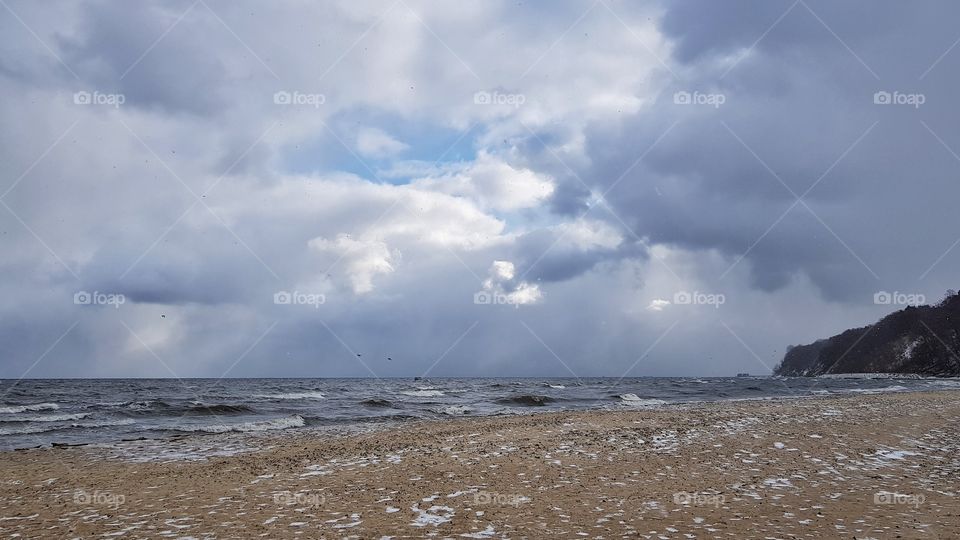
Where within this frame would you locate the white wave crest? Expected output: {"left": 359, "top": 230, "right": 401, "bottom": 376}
{"left": 844, "top": 385, "right": 909, "bottom": 394}
{"left": 401, "top": 390, "right": 445, "bottom": 397}
{"left": 618, "top": 394, "right": 668, "bottom": 407}
{"left": 0, "top": 413, "right": 90, "bottom": 423}
{"left": 0, "top": 403, "right": 60, "bottom": 414}
{"left": 253, "top": 392, "right": 326, "bottom": 400}
{"left": 73, "top": 419, "right": 136, "bottom": 428}
{"left": 437, "top": 405, "right": 470, "bottom": 416}
{"left": 171, "top": 415, "right": 306, "bottom": 434}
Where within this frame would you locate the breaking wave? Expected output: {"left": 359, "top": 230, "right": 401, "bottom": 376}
{"left": 617, "top": 394, "right": 668, "bottom": 407}
{"left": 496, "top": 395, "right": 554, "bottom": 406}
{"left": 167, "top": 415, "right": 306, "bottom": 434}
{"left": 401, "top": 390, "right": 445, "bottom": 398}
{"left": 0, "top": 403, "right": 60, "bottom": 414}
{"left": 0, "top": 413, "right": 90, "bottom": 423}
{"left": 253, "top": 392, "right": 326, "bottom": 400}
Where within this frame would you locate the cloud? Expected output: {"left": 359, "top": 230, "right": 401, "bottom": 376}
{"left": 309, "top": 234, "right": 396, "bottom": 294}
{"left": 356, "top": 127, "right": 409, "bottom": 159}
{"left": 412, "top": 151, "right": 555, "bottom": 212}
{"left": 480, "top": 260, "right": 542, "bottom": 306}
{"left": 647, "top": 299, "right": 671, "bottom": 312}
{"left": 1, "top": 0, "right": 957, "bottom": 378}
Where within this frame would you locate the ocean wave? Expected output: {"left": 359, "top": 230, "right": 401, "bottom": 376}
{"left": 844, "top": 385, "right": 909, "bottom": 394}
{"left": 167, "top": 415, "right": 306, "bottom": 434}
{"left": 0, "top": 417, "right": 134, "bottom": 436}
{"left": 253, "top": 392, "right": 326, "bottom": 400}
{"left": 72, "top": 419, "right": 136, "bottom": 429}
{"left": 617, "top": 394, "right": 668, "bottom": 407}
{"left": 0, "top": 424, "right": 57, "bottom": 436}
{"left": 496, "top": 395, "right": 554, "bottom": 406}
{"left": 0, "top": 413, "right": 90, "bottom": 423}
{"left": 360, "top": 398, "right": 393, "bottom": 407}
{"left": 0, "top": 403, "right": 60, "bottom": 414}
{"left": 125, "top": 400, "right": 171, "bottom": 411}
{"left": 121, "top": 402, "right": 253, "bottom": 416}
{"left": 437, "top": 405, "right": 471, "bottom": 416}
{"left": 926, "top": 379, "right": 960, "bottom": 388}
{"left": 184, "top": 403, "right": 255, "bottom": 415}
{"left": 401, "top": 390, "right": 445, "bottom": 397}
{"left": 544, "top": 384, "right": 566, "bottom": 389}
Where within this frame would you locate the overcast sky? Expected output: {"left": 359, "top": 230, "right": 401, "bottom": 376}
{"left": 1, "top": 0, "right": 957, "bottom": 378}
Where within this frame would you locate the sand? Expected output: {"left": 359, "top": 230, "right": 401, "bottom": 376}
{"left": 1, "top": 391, "right": 958, "bottom": 539}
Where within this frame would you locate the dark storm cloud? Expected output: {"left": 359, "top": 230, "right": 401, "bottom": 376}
{"left": 57, "top": 1, "right": 231, "bottom": 116}
{"left": 547, "top": 0, "right": 960, "bottom": 301}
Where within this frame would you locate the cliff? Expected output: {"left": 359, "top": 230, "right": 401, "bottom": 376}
{"left": 774, "top": 291, "right": 960, "bottom": 376}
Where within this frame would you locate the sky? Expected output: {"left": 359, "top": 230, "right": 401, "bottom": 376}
{"left": 1, "top": 0, "right": 958, "bottom": 378}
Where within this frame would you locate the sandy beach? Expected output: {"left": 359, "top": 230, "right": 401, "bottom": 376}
{"left": 0, "top": 391, "right": 958, "bottom": 539}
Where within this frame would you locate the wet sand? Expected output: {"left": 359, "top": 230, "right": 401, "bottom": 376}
{"left": 1, "top": 391, "right": 958, "bottom": 539}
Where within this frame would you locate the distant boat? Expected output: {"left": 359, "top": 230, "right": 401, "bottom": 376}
{"left": 736, "top": 373, "right": 750, "bottom": 377}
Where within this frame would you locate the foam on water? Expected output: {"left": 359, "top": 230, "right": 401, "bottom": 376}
{"left": 401, "top": 390, "right": 445, "bottom": 397}
{"left": 438, "top": 405, "right": 471, "bottom": 416}
{"left": 0, "top": 417, "right": 135, "bottom": 436}
{"left": 843, "top": 385, "right": 909, "bottom": 394}
{"left": 168, "top": 415, "right": 306, "bottom": 434}
{"left": 0, "top": 403, "right": 60, "bottom": 414}
{"left": 618, "top": 394, "right": 668, "bottom": 407}
{"left": 253, "top": 392, "right": 326, "bottom": 400}
{"left": 0, "top": 413, "right": 90, "bottom": 423}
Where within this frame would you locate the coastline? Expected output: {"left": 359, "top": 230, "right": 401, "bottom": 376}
{"left": 1, "top": 390, "right": 958, "bottom": 538}
{"left": 3, "top": 375, "right": 951, "bottom": 451}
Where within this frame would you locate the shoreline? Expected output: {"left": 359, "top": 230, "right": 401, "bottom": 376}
{"left": 1, "top": 379, "right": 944, "bottom": 453}
{"left": 1, "top": 390, "right": 958, "bottom": 537}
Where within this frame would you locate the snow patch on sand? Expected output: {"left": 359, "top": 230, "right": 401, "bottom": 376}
{"left": 410, "top": 504, "right": 455, "bottom": 527}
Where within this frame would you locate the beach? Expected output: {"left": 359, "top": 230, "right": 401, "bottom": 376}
{"left": 0, "top": 391, "right": 957, "bottom": 539}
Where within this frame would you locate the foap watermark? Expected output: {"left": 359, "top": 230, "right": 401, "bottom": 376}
{"left": 673, "top": 491, "right": 725, "bottom": 508}
{"left": 873, "top": 90, "right": 925, "bottom": 108}
{"left": 673, "top": 90, "right": 725, "bottom": 108}
{"left": 73, "top": 489, "right": 125, "bottom": 508}
{"left": 274, "top": 290, "right": 325, "bottom": 308}
{"left": 673, "top": 290, "right": 725, "bottom": 308}
{"left": 274, "top": 491, "right": 325, "bottom": 507}
{"left": 874, "top": 290, "right": 925, "bottom": 306}
{"left": 474, "top": 90, "right": 525, "bottom": 108}
{"left": 273, "top": 90, "right": 325, "bottom": 108}
{"left": 473, "top": 290, "right": 520, "bottom": 307}
{"left": 473, "top": 491, "right": 526, "bottom": 507}
{"left": 874, "top": 491, "right": 924, "bottom": 508}
{"left": 73, "top": 90, "right": 125, "bottom": 108}
{"left": 74, "top": 290, "right": 125, "bottom": 308}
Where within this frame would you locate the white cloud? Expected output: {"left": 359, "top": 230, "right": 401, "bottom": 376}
{"left": 356, "top": 127, "right": 409, "bottom": 159}
{"left": 309, "top": 234, "right": 396, "bottom": 294}
{"left": 412, "top": 152, "right": 555, "bottom": 212}
{"left": 481, "top": 260, "right": 542, "bottom": 306}
{"left": 646, "top": 299, "right": 671, "bottom": 312}
{"left": 490, "top": 260, "right": 515, "bottom": 280}
{"left": 552, "top": 219, "right": 623, "bottom": 251}
{"left": 238, "top": 174, "right": 514, "bottom": 293}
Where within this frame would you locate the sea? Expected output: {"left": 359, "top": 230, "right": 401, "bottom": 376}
{"left": 1, "top": 377, "right": 957, "bottom": 451}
